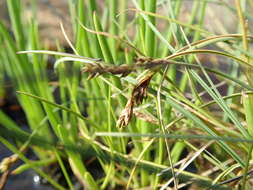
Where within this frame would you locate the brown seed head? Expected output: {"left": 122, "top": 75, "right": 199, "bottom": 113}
{"left": 117, "top": 97, "right": 134, "bottom": 128}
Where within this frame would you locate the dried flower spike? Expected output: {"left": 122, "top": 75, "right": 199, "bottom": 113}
{"left": 132, "top": 73, "right": 153, "bottom": 105}
{"left": 117, "top": 97, "right": 134, "bottom": 128}
{"left": 82, "top": 63, "right": 135, "bottom": 79}
{"left": 117, "top": 73, "right": 154, "bottom": 128}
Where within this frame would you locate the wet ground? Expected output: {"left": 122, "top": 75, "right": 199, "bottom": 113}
{"left": 0, "top": 144, "right": 53, "bottom": 190}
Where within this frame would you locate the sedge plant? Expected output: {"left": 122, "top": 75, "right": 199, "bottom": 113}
{"left": 1, "top": 0, "right": 253, "bottom": 189}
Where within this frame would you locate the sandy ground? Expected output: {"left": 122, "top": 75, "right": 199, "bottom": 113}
{"left": 0, "top": 0, "right": 244, "bottom": 49}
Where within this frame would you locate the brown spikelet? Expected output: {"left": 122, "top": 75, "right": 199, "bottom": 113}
{"left": 117, "top": 73, "right": 154, "bottom": 128}
{"left": 117, "top": 97, "right": 134, "bottom": 128}
{"left": 132, "top": 73, "right": 153, "bottom": 105}
{"left": 82, "top": 63, "right": 134, "bottom": 79}
{"left": 81, "top": 56, "right": 175, "bottom": 79}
